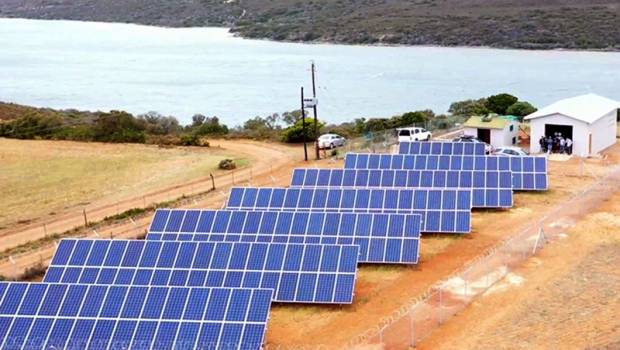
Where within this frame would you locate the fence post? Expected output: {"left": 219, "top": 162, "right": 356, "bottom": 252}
{"left": 83, "top": 209, "right": 88, "bottom": 227}
{"left": 410, "top": 310, "right": 416, "bottom": 347}
{"left": 210, "top": 173, "right": 215, "bottom": 190}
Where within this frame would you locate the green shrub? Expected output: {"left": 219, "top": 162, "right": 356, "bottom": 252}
{"left": 281, "top": 118, "right": 325, "bottom": 143}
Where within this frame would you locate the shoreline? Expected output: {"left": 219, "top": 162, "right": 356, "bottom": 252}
{"left": 2, "top": 16, "right": 619, "bottom": 54}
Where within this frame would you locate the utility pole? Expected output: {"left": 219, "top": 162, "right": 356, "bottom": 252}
{"left": 301, "top": 86, "right": 308, "bottom": 161}
{"left": 311, "top": 62, "right": 320, "bottom": 160}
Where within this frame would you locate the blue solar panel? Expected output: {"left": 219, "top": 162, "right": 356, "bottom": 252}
{"left": 344, "top": 154, "right": 548, "bottom": 191}
{"left": 227, "top": 187, "right": 472, "bottom": 233}
{"left": 291, "top": 168, "right": 513, "bottom": 208}
{"left": 148, "top": 210, "right": 422, "bottom": 264}
{"left": 398, "top": 142, "right": 486, "bottom": 155}
{"left": 0, "top": 282, "right": 272, "bottom": 350}
{"left": 46, "top": 240, "right": 359, "bottom": 304}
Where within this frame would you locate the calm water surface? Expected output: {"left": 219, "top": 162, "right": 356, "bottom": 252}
{"left": 1, "top": 18, "right": 619, "bottom": 125}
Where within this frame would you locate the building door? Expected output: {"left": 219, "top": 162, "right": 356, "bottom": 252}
{"left": 477, "top": 129, "right": 491, "bottom": 144}
{"left": 544, "top": 124, "right": 573, "bottom": 140}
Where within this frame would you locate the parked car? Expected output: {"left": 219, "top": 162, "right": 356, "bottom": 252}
{"left": 397, "top": 127, "right": 432, "bottom": 142}
{"left": 452, "top": 135, "right": 493, "bottom": 154}
{"left": 494, "top": 146, "right": 529, "bottom": 156}
{"left": 317, "top": 133, "right": 346, "bottom": 149}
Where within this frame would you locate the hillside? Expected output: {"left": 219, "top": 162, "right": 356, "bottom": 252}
{"left": 1, "top": 0, "right": 620, "bottom": 50}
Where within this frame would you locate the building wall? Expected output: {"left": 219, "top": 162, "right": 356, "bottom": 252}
{"left": 528, "top": 113, "right": 589, "bottom": 156}
{"left": 464, "top": 122, "right": 520, "bottom": 149}
{"left": 589, "top": 109, "right": 618, "bottom": 154}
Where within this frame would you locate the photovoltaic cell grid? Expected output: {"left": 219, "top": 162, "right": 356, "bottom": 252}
{"left": 226, "top": 187, "right": 472, "bottom": 233}
{"left": 0, "top": 282, "right": 272, "bottom": 350}
{"left": 398, "top": 142, "right": 486, "bottom": 155}
{"left": 344, "top": 154, "right": 548, "bottom": 190}
{"left": 45, "top": 239, "right": 359, "bottom": 304}
{"left": 147, "top": 209, "right": 422, "bottom": 264}
{"left": 290, "top": 168, "right": 513, "bottom": 208}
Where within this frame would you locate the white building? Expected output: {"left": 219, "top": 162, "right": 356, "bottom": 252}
{"left": 525, "top": 93, "right": 620, "bottom": 156}
{"left": 462, "top": 115, "right": 520, "bottom": 148}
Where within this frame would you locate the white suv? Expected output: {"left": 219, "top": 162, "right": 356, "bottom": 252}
{"left": 397, "top": 127, "right": 432, "bottom": 142}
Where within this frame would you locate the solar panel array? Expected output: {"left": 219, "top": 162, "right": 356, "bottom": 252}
{"left": 290, "top": 168, "right": 513, "bottom": 208}
{"left": 5, "top": 139, "right": 549, "bottom": 348}
{"left": 45, "top": 239, "right": 359, "bottom": 304}
{"left": 399, "top": 141, "right": 486, "bottom": 155}
{"left": 226, "top": 187, "right": 472, "bottom": 233}
{"left": 147, "top": 209, "right": 422, "bottom": 264}
{"left": 0, "top": 282, "right": 272, "bottom": 350}
{"left": 343, "top": 153, "right": 548, "bottom": 190}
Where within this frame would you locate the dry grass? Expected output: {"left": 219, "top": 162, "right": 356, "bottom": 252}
{"left": 0, "top": 138, "right": 248, "bottom": 228}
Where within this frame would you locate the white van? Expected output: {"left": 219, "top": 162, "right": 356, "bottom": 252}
{"left": 397, "top": 127, "right": 432, "bottom": 142}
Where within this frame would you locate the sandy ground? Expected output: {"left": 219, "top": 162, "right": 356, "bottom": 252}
{"left": 419, "top": 191, "right": 620, "bottom": 350}
{"left": 0, "top": 139, "right": 302, "bottom": 251}
{"left": 2, "top": 138, "right": 619, "bottom": 348}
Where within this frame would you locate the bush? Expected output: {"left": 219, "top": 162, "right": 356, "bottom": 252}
{"left": 0, "top": 113, "right": 64, "bottom": 139}
{"left": 281, "top": 118, "right": 325, "bottom": 143}
{"left": 219, "top": 159, "right": 237, "bottom": 170}
{"left": 193, "top": 116, "right": 229, "bottom": 136}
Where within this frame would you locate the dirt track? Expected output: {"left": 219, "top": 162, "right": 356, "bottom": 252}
{"left": 0, "top": 139, "right": 305, "bottom": 275}
{"left": 3, "top": 140, "right": 620, "bottom": 349}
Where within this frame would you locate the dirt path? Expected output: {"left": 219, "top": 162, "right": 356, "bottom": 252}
{"left": 419, "top": 191, "right": 620, "bottom": 350}
{"left": 0, "top": 140, "right": 302, "bottom": 259}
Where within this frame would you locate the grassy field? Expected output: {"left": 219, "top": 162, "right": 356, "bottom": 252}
{"left": 0, "top": 138, "right": 248, "bottom": 229}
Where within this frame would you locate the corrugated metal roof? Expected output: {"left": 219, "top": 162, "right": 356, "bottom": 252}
{"left": 464, "top": 116, "right": 509, "bottom": 129}
{"left": 525, "top": 93, "right": 620, "bottom": 124}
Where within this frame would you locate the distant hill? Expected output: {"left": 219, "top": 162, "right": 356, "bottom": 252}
{"left": 1, "top": 0, "right": 620, "bottom": 50}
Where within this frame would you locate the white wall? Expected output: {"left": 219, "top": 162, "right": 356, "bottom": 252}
{"left": 465, "top": 122, "right": 520, "bottom": 149}
{"left": 528, "top": 113, "right": 590, "bottom": 156}
{"left": 589, "top": 109, "right": 618, "bottom": 154}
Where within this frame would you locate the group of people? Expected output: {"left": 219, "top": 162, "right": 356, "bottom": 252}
{"left": 539, "top": 133, "right": 573, "bottom": 154}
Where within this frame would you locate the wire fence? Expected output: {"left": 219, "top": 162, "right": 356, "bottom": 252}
{"left": 350, "top": 161, "right": 620, "bottom": 349}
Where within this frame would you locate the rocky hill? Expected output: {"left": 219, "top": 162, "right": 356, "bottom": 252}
{"left": 1, "top": 0, "right": 619, "bottom": 50}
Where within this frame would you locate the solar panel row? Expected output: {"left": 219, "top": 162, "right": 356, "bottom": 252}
{"left": 344, "top": 153, "right": 548, "bottom": 190}
{"left": 398, "top": 141, "right": 486, "bottom": 155}
{"left": 226, "top": 187, "right": 472, "bottom": 233}
{"left": 290, "top": 168, "right": 513, "bottom": 208}
{"left": 147, "top": 209, "right": 421, "bottom": 264}
{"left": 46, "top": 239, "right": 359, "bottom": 304}
{"left": 0, "top": 282, "right": 272, "bottom": 350}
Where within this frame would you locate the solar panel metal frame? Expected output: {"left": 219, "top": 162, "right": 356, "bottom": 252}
{"left": 226, "top": 187, "right": 473, "bottom": 234}
{"left": 147, "top": 209, "right": 422, "bottom": 264}
{"left": 344, "top": 153, "right": 548, "bottom": 191}
{"left": 398, "top": 141, "right": 486, "bottom": 155}
{"left": 290, "top": 168, "right": 513, "bottom": 208}
{"left": 44, "top": 239, "right": 359, "bottom": 304}
{"left": 0, "top": 282, "right": 272, "bottom": 350}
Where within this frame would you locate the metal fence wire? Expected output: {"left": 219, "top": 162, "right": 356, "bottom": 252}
{"left": 351, "top": 162, "right": 620, "bottom": 349}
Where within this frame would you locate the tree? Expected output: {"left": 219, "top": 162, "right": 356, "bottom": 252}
{"left": 282, "top": 110, "right": 302, "bottom": 126}
{"left": 506, "top": 101, "right": 537, "bottom": 120}
{"left": 93, "top": 110, "right": 146, "bottom": 143}
{"left": 191, "top": 114, "right": 206, "bottom": 127}
{"left": 138, "top": 111, "right": 180, "bottom": 135}
{"left": 485, "top": 93, "right": 518, "bottom": 115}
{"left": 449, "top": 98, "right": 489, "bottom": 116}
{"left": 281, "top": 118, "right": 325, "bottom": 143}
{"left": 194, "top": 116, "right": 229, "bottom": 136}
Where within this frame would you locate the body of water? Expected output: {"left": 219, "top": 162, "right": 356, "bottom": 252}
{"left": 1, "top": 18, "right": 619, "bottom": 125}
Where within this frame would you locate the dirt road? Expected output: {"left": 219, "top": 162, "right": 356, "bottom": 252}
{"left": 0, "top": 140, "right": 304, "bottom": 271}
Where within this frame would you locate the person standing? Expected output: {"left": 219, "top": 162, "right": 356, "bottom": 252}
{"left": 546, "top": 136, "right": 553, "bottom": 153}
{"left": 559, "top": 137, "right": 566, "bottom": 154}
{"left": 539, "top": 136, "right": 546, "bottom": 153}
{"left": 565, "top": 137, "right": 573, "bottom": 155}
